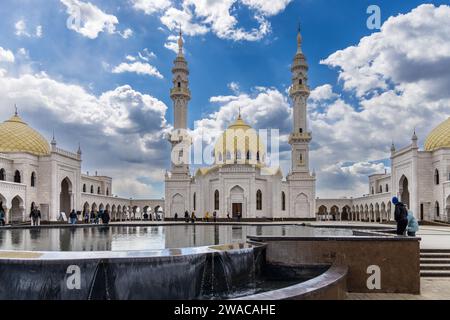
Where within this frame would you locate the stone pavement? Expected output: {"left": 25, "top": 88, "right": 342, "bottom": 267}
{"left": 346, "top": 278, "right": 450, "bottom": 300}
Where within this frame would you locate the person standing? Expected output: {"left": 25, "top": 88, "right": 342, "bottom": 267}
{"left": 0, "top": 202, "right": 5, "bottom": 226}
{"left": 191, "top": 211, "right": 196, "bottom": 224}
{"left": 393, "top": 197, "right": 408, "bottom": 236}
{"left": 406, "top": 206, "right": 419, "bottom": 237}
{"left": 103, "top": 210, "right": 110, "bottom": 225}
{"left": 174, "top": 213, "right": 178, "bottom": 221}
{"left": 204, "top": 211, "right": 209, "bottom": 222}
{"left": 30, "top": 206, "right": 39, "bottom": 226}
{"left": 84, "top": 210, "right": 89, "bottom": 224}
{"left": 69, "top": 209, "right": 77, "bottom": 225}
{"left": 184, "top": 211, "right": 189, "bottom": 223}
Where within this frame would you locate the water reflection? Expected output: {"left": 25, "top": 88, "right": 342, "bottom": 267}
{"left": 0, "top": 225, "right": 353, "bottom": 252}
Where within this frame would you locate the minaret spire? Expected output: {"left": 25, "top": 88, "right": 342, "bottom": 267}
{"left": 297, "top": 23, "right": 302, "bottom": 53}
{"left": 178, "top": 26, "right": 184, "bottom": 56}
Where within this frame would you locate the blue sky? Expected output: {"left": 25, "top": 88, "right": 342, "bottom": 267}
{"left": 1, "top": 0, "right": 450, "bottom": 199}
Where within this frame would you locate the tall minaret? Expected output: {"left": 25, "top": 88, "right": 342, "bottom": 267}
{"left": 168, "top": 30, "right": 191, "bottom": 175}
{"left": 289, "top": 26, "right": 312, "bottom": 175}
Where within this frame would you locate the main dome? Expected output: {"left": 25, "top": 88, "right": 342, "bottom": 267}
{"left": 214, "top": 115, "right": 266, "bottom": 164}
{"left": 424, "top": 117, "right": 450, "bottom": 152}
{"left": 0, "top": 114, "right": 51, "bottom": 156}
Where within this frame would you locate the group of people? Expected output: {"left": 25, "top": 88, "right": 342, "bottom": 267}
{"left": 176, "top": 211, "right": 242, "bottom": 223}
{"left": 393, "top": 197, "right": 419, "bottom": 236}
{"left": 83, "top": 210, "right": 111, "bottom": 225}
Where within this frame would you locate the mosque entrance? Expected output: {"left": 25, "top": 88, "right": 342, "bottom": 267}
{"left": 60, "top": 178, "right": 72, "bottom": 216}
{"left": 399, "top": 175, "right": 410, "bottom": 208}
{"left": 232, "top": 203, "right": 242, "bottom": 219}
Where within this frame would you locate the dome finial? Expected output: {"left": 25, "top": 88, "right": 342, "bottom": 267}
{"left": 238, "top": 107, "right": 242, "bottom": 120}
{"left": 14, "top": 104, "right": 18, "bottom": 116}
{"left": 51, "top": 130, "right": 57, "bottom": 146}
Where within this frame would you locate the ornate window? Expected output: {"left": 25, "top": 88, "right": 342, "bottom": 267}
{"left": 226, "top": 151, "right": 232, "bottom": 160}
{"left": 218, "top": 152, "right": 223, "bottom": 162}
{"left": 256, "top": 190, "right": 262, "bottom": 210}
{"left": 31, "top": 172, "right": 36, "bottom": 187}
{"left": 14, "top": 170, "right": 21, "bottom": 183}
{"left": 214, "top": 190, "right": 219, "bottom": 210}
{"left": 281, "top": 192, "right": 286, "bottom": 211}
{"left": 83, "top": 184, "right": 86, "bottom": 193}
{"left": 386, "top": 184, "right": 389, "bottom": 192}
{"left": 379, "top": 185, "right": 383, "bottom": 193}
{"left": 436, "top": 201, "right": 440, "bottom": 217}
{"left": 371, "top": 187, "right": 374, "bottom": 195}
{"left": 106, "top": 188, "right": 109, "bottom": 196}
{"left": 0, "top": 168, "right": 5, "bottom": 181}
{"left": 435, "top": 169, "right": 440, "bottom": 185}
{"left": 98, "top": 187, "right": 101, "bottom": 195}
{"left": 90, "top": 185, "right": 94, "bottom": 194}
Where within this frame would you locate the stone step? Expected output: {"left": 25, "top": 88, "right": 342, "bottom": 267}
{"left": 420, "top": 253, "right": 450, "bottom": 259}
{"left": 420, "top": 264, "right": 450, "bottom": 270}
{"left": 421, "top": 249, "right": 450, "bottom": 254}
{"left": 421, "top": 270, "right": 450, "bottom": 277}
{"left": 420, "top": 258, "right": 450, "bottom": 264}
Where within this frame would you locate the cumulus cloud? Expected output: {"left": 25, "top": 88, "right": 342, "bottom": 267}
{"left": 112, "top": 62, "right": 163, "bottom": 78}
{"left": 131, "top": 0, "right": 172, "bottom": 15}
{"left": 0, "top": 66, "right": 170, "bottom": 198}
{"left": 0, "top": 47, "right": 15, "bottom": 63}
{"left": 135, "top": 0, "right": 291, "bottom": 43}
{"left": 61, "top": 0, "right": 120, "bottom": 39}
{"left": 310, "top": 4, "right": 450, "bottom": 198}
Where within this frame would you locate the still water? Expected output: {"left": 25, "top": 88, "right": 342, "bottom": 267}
{"left": 0, "top": 224, "right": 353, "bottom": 252}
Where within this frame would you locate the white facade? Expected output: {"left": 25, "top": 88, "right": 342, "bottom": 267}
{"left": 0, "top": 128, "right": 164, "bottom": 223}
{"left": 316, "top": 130, "right": 450, "bottom": 224}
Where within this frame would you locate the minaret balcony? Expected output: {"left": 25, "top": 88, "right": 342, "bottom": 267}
{"left": 170, "top": 87, "right": 191, "bottom": 98}
{"left": 289, "top": 132, "right": 312, "bottom": 144}
{"left": 289, "top": 84, "right": 310, "bottom": 96}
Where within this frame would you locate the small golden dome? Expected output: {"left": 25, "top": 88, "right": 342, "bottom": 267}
{"left": 0, "top": 114, "right": 50, "bottom": 156}
{"left": 214, "top": 114, "right": 265, "bottom": 164}
{"left": 424, "top": 117, "right": 450, "bottom": 152}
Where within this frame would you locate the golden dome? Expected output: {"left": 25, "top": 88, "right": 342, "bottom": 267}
{"left": 214, "top": 114, "right": 266, "bottom": 164}
{"left": 0, "top": 114, "right": 50, "bottom": 156}
{"left": 424, "top": 117, "right": 450, "bottom": 152}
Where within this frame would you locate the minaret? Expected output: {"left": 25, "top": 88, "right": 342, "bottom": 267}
{"left": 168, "top": 30, "right": 191, "bottom": 175}
{"left": 289, "top": 26, "right": 312, "bottom": 175}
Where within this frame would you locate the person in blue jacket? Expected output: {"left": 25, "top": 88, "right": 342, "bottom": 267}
{"left": 406, "top": 205, "right": 419, "bottom": 237}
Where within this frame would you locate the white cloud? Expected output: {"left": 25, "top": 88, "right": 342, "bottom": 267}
{"left": 228, "top": 82, "right": 240, "bottom": 94}
{"left": 119, "top": 28, "right": 133, "bottom": 39}
{"left": 131, "top": 0, "right": 172, "bottom": 15}
{"left": 0, "top": 69, "right": 170, "bottom": 198}
{"left": 0, "top": 47, "right": 15, "bottom": 63}
{"left": 139, "top": 0, "right": 289, "bottom": 42}
{"left": 36, "top": 25, "right": 43, "bottom": 38}
{"left": 309, "top": 84, "right": 338, "bottom": 101}
{"left": 241, "top": 0, "right": 293, "bottom": 16}
{"left": 61, "top": 0, "right": 119, "bottom": 39}
{"left": 15, "top": 20, "right": 30, "bottom": 37}
{"left": 112, "top": 61, "right": 163, "bottom": 78}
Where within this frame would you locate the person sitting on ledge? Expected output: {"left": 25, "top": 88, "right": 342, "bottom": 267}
{"left": 406, "top": 205, "right": 419, "bottom": 237}
{"left": 392, "top": 197, "right": 408, "bottom": 236}
{"left": 174, "top": 212, "right": 178, "bottom": 221}
{"left": 204, "top": 211, "right": 209, "bottom": 222}
{"left": 191, "top": 211, "right": 196, "bottom": 224}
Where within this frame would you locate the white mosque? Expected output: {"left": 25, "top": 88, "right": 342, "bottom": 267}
{"left": 0, "top": 30, "right": 449, "bottom": 224}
